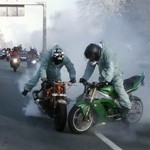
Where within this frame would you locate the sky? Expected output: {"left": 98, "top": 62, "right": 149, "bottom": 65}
{"left": 0, "top": 0, "right": 77, "bottom": 48}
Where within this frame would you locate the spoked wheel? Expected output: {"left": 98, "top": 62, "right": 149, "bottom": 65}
{"left": 123, "top": 96, "right": 143, "bottom": 124}
{"left": 54, "top": 103, "right": 67, "bottom": 132}
{"left": 68, "top": 106, "right": 93, "bottom": 134}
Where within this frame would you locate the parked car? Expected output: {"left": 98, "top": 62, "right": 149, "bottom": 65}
{"left": 0, "top": 50, "right": 6, "bottom": 59}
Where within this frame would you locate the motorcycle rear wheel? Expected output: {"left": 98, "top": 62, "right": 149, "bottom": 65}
{"left": 123, "top": 96, "right": 143, "bottom": 124}
{"left": 68, "top": 106, "right": 93, "bottom": 134}
{"left": 54, "top": 103, "right": 67, "bottom": 132}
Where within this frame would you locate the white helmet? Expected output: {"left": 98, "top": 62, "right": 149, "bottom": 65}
{"left": 51, "top": 45, "right": 64, "bottom": 65}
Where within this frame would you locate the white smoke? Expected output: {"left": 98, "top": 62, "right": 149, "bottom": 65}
{"left": 18, "top": 63, "right": 44, "bottom": 117}
{"left": 17, "top": 1, "right": 150, "bottom": 126}
{"left": 22, "top": 97, "right": 44, "bottom": 117}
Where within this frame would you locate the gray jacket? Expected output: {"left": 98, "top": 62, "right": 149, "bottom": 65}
{"left": 82, "top": 44, "right": 122, "bottom": 82}
{"left": 24, "top": 45, "right": 76, "bottom": 91}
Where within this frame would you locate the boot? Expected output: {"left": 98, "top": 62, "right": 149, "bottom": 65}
{"left": 121, "top": 106, "right": 130, "bottom": 118}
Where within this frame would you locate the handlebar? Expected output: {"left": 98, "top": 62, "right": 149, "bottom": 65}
{"left": 32, "top": 89, "right": 41, "bottom": 100}
{"left": 80, "top": 82, "right": 99, "bottom": 94}
{"left": 41, "top": 80, "right": 75, "bottom": 88}
{"left": 81, "top": 81, "right": 108, "bottom": 89}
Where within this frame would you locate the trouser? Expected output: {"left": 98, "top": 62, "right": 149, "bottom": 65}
{"left": 112, "top": 75, "right": 132, "bottom": 109}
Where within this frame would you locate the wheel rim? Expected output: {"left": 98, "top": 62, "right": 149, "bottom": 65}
{"left": 72, "top": 108, "right": 93, "bottom": 132}
{"left": 126, "top": 101, "right": 143, "bottom": 123}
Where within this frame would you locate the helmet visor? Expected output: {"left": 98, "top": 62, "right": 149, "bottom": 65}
{"left": 52, "top": 51, "right": 64, "bottom": 65}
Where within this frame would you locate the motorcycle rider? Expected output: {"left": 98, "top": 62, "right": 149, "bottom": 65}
{"left": 10, "top": 47, "right": 20, "bottom": 67}
{"left": 6, "top": 48, "right": 11, "bottom": 61}
{"left": 79, "top": 42, "right": 132, "bottom": 117}
{"left": 10, "top": 47, "right": 19, "bottom": 58}
{"left": 22, "top": 44, "right": 76, "bottom": 96}
{"left": 27, "top": 46, "right": 38, "bottom": 61}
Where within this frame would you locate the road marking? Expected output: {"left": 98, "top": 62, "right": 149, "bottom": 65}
{"left": 95, "top": 132, "right": 123, "bottom": 150}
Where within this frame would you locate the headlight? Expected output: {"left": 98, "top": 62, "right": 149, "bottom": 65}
{"left": 32, "top": 60, "right": 37, "bottom": 64}
{"left": 13, "top": 58, "right": 18, "bottom": 63}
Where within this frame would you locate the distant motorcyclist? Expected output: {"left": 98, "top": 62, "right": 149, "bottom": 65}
{"left": 22, "top": 44, "right": 76, "bottom": 96}
{"left": 10, "top": 47, "right": 20, "bottom": 67}
{"left": 27, "top": 46, "right": 38, "bottom": 61}
{"left": 6, "top": 48, "right": 11, "bottom": 61}
{"left": 79, "top": 42, "right": 132, "bottom": 117}
{"left": 10, "top": 47, "right": 19, "bottom": 58}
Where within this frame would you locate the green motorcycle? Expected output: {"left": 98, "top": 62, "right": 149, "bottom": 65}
{"left": 68, "top": 73, "right": 145, "bottom": 134}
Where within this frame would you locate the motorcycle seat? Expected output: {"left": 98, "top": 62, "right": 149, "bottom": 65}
{"left": 123, "top": 75, "right": 142, "bottom": 92}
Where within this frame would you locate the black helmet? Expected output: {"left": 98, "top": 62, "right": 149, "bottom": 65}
{"left": 84, "top": 43, "right": 102, "bottom": 61}
{"left": 13, "top": 47, "right": 18, "bottom": 51}
{"left": 30, "top": 46, "right": 35, "bottom": 51}
{"left": 52, "top": 47, "right": 64, "bottom": 65}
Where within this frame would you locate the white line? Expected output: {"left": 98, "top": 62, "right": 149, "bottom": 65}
{"left": 95, "top": 132, "right": 123, "bottom": 150}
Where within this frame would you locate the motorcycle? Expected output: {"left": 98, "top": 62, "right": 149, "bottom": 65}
{"left": 32, "top": 80, "right": 72, "bottom": 132}
{"left": 10, "top": 57, "right": 20, "bottom": 72}
{"left": 27, "top": 59, "right": 38, "bottom": 69}
{"left": 6, "top": 53, "right": 11, "bottom": 62}
{"left": 68, "top": 73, "right": 145, "bottom": 134}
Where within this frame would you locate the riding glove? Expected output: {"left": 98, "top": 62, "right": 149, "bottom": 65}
{"left": 22, "top": 90, "right": 29, "bottom": 96}
{"left": 99, "top": 81, "right": 108, "bottom": 87}
{"left": 79, "top": 78, "right": 87, "bottom": 84}
{"left": 41, "top": 78, "right": 47, "bottom": 82}
{"left": 70, "top": 78, "right": 76, "bottom": 83}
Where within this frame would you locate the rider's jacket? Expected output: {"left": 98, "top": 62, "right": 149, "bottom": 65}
{"left": 10, "top": 50, "right": 19, "bottom": 58}
{"left": 82, "top": 43, "right": 122, "bottom": 82}
{"left": 27, "top": 51, "right": 38, "bottom": 60}
{"left": 24, "top": 45, "right": 76, "bottom": 92}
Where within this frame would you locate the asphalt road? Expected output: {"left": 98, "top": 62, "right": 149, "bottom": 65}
{"left": 0, "top": 59, "right": 150, "bottom": 150}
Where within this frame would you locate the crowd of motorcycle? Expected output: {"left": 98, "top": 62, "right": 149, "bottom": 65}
{"left": 0, "top": 45, "right": 41, "bottom": 72}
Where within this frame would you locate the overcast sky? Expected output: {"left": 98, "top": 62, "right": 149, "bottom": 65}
{"left": 0, "top": 0, "right": 77, "bottom": 47}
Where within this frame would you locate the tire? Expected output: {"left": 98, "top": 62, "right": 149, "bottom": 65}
{"left": 6, "top": 57, "right": 9, "bottom": 62}
{"left": 123, "top": 96, "right": 143, "bottom": 124}
{"left": 68, "top": 106, "right": 93, "bottom": 134}
{"left": 54, "top": 103, "right": 67, "bottom": 132}
{"left": 13, "top": 67, "right": 17, "bottom": 72}
{"left": 27, "top": 62, "right": 31, "bottom": 68}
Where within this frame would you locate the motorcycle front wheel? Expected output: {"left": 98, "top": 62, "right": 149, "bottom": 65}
{"left": 68, "top": 106, "right": 93, "bottom": 134}
{"left": 123, "top": 96, "right": 143, "bottom": 124}
{"left": 13, "top": 67, "right": 17, "bottom": 72}
{"left": 54, "top": 103, "right": 67, "bottom": 132}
